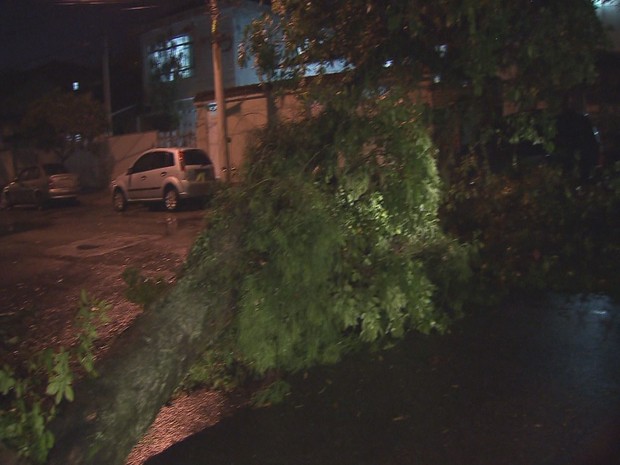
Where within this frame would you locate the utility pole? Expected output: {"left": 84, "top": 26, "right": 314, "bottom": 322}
{"left": 208, "top": 0, "right": 231, "bottom": 182}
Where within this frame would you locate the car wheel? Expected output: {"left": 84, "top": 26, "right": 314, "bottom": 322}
{"left": 164, "top": 187, "right": 180, "bottom": 212}
{"left": 113, "top": 189, "right": 127, "bottom": 212}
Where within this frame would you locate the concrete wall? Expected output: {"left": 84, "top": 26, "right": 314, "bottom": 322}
{"left": 105, "top": 131, "right": 159, "bottom": 180}
{"left": 199, "top": 91, "right": 269, "bottom": 179}
{"left": 193, "top": 81, "right": 438, "bottom": 182}
{"left": 0, "top": 146, "right": 111, "bottom": 191}
{"left": 195, "top": 88, "right": 312, "bottom": 180}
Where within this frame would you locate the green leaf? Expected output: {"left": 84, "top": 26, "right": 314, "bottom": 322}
{"left": 0, "top": 367, "right": 16, "bottom": 394}
{"left": 64, "top": 385, "right": 75, "bottom": 402}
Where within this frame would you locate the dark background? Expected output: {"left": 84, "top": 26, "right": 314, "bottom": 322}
{"left": 0, "top": 0, "right": 214, "bottom": 72}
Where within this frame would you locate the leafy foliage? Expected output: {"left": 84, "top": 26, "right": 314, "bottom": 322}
{"left": 0, "top": 291, "right": 109, "bottom": 463}
{"left": 251, "top": 379, "right": 292, "bottom": 407}
{"left": 186, "top": 90, "right": 470, "bottom": 378}
{"left": 245, "top": 0, "right": 604, "bottom": 97}
{"left": 20, "top": 90, "right": 108, "bottom": 162}
{"left": 243, "top": 0, "right": 607, "bottom": 172}
{"left": 442, "top": 157, "right": 620, "bottom": 301}
{"left": 195, "top": 0, "right": 606, "bottom": 389}
{"left": 183, "top": 343, "right": 249, "bottom": 394}
{"left": 122, "top": 267, "right": 172, "bottom": 308}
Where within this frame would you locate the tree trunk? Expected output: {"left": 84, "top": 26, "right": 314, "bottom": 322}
{"left": 46, "top": 277, "right": 231, "bottom": 465}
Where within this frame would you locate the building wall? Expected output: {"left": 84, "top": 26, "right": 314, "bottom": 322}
{"left": 140, "top": 1, "right": 267, "bottom": 105}
{"left": 231, "top": 7, "right": 266, "bottom": 87}
{"left": 194, "top": 87, "right": 311, "bottom": 180}
{"left": 144, "top": 1, "right": 620, "bottom": 185}
{"left": 196, "top": 92, "right": 268, "bottom": 180}
{"left": 597, "top": 1, "right": 620, "bottom": 50}
{"left": 139, "top": 1, "right": 267, "bottom": 151}
{"left": 140, "top": 10, "right": 213, "bottom": 107}
{"left": 105, "top": 131, "right": 159, "bottom": 179}
{"left": 0, "top": 145, "right": 118, "bottom": 191}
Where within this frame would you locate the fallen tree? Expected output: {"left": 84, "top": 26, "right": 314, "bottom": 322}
{"left": 1, "top": 1, "right": 606, "bottom": 464}
{"left": 46, "top": 92, "right": 469, "bottom": 465}
{"left": 46, "top": 274, "right": 234, "bottom": 465}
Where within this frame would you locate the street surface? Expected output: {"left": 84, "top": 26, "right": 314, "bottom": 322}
{"left": 1, "top": 191, "right": 619, "bottom": 465}
{"left": 0, "top": 191, "right": 206, "bottom": 357}
{"left": 0, "top": 190, "right": 238, "bottom": 465}
{"left": 146, "top": 294, "right": 620, "bottom": 465}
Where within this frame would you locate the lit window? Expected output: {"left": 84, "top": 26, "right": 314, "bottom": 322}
{"left": 72, "top": 81, "right": 80, "bottom": 91}
{"left": 149, "top": 35, "right": 194, "bottom": 82}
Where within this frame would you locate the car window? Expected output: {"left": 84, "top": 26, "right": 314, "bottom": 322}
{"left": 182, "top": 149, "right": 211, "bottom": 166}
{"left": 151, "top": 152, "right": 164, "bottom": 170}
{"left": 42, "top": 164, "right": 68, "bottom": 175}
{"left": 162, "top": 151, "right": 174, "bottom": 168}
{"left": 132, "top": 153, "right": 156, "bottom": 173}
{"left": 150, "top": 151, "right": 173, "bottom": 169}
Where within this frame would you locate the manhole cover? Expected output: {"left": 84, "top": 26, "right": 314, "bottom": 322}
{"left": 77, "top": 244, "right": 101, "bottom": 250}
{"left": 48, "top": 234, "right": 159, "bottom": 258}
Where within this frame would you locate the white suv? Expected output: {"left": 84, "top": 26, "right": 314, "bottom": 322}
{"left": 111, "top": 147, "right": 215, "bottom": 212}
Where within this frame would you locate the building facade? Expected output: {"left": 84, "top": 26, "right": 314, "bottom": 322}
{"left": 133, "top": 1, "right": 620, "bottom": 180}
{"left": 139, "top": 0, "right": 268, "bottom": 147}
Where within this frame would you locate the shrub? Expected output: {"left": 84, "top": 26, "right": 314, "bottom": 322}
{"left": 442, "top": 155, "right": 620, "bottom": 301}
{"left": 184, "top": 94, "right": 473, "bottom": 382}
{"left": 0, "top": 291, "right": 109, "bottom": 463}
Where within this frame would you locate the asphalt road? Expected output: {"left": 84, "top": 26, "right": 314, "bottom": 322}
{"left": 145, "top": 295, "right": 620, "bottom": 465}
{"left": 0, "top": 190, "right": 207, "bottom": 358}
{"left": 0, "top": 191, "right": 239, "bottom": 465}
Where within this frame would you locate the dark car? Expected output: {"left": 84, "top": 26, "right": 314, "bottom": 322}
{"left": 2, "top": 163, "right": 80, "bottom": 209}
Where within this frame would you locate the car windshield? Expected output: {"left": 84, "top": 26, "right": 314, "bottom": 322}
{"left": 42, "top": 163, "right": 69, "bottom": 175}
{"left": 182, "top": 149, "right": 211, "bottom": 166}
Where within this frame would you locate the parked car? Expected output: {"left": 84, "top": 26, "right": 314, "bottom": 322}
{"left": 2, "top": 163, "right": 79, "bottom": 209}
{"left": 110, "top": 147, "right": 216, "bottom": 212}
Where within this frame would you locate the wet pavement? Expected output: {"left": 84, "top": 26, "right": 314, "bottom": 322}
{"left": 2, "top": 191, "right": 619, "bottom": 465}
{"left": 145, "top": 294, "right": 620, "bottom": 465}
{"left": 0, "top": 190, "right": 207, "bottom": 358}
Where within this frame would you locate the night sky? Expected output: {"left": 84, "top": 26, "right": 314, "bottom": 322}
{"left": 0, "top": 0, "right": 194, "bottom": 71}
